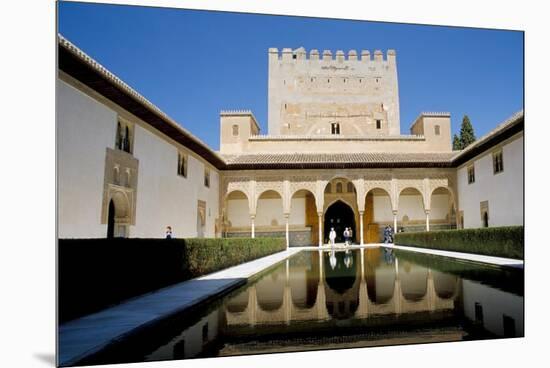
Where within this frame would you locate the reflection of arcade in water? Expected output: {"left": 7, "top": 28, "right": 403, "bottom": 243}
{"left": 137, "top": 248, "right": 523, "bottom": 361}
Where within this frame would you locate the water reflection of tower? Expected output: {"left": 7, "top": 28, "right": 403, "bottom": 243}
{"left": 323, "top": 250, "right": 360, "bottom": 319}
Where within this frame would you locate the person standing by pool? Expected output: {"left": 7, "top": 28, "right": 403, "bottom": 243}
{"left": 329, "top": 227, "right": 336, "bottom": 247}
{"left": 343, "top": 227, "right": 350, "bottom": 246}
{"left": 349, "top": 228, "right": 353, "bottom": 245}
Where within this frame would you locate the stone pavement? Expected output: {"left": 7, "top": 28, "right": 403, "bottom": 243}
{"left": 58, "top": 247, "right": 301, "bottom": 366}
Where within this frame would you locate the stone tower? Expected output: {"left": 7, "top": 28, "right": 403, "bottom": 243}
{"left": 268, "top": 47, "right": 401, "bottom": 136}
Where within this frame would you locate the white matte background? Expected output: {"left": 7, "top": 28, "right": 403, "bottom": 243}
{"left": 0, "top": 1, "right": 545, "bottom": 367}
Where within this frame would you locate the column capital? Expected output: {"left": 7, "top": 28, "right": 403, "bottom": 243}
{"left": 359, "top": 210, "right": 364, "bottom": 216}
{"left": 392, "top": 210, "right": 398, "bottom": 216}
{"left": 250, "top": 214, "right": 256, "bottom": 220}
{"left": 317, "top": 212, "right": 323, "bottom": 217}
{"left": 284, "top": 213, "right": 290, "bottom": 219}
{"left": 425, "top": 209, "right": 431, "bottom": 215}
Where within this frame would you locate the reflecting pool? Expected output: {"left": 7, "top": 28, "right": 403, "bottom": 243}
{"left": 81, "top": 248, "right": 524, "bottom": 365}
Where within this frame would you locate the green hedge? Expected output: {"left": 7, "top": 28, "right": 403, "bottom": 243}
{"left": 58, "top": 237, "right": 285, "bottom": 323}
{"left": 393, "top": 226, "right": 523, "bottom": 259}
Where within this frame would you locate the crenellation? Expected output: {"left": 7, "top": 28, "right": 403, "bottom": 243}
{"left": 268, "top": 47, "right": 398, "bottom": 63}
{"left": 282, "top": 48, "right": 293, "bottom": 61}
{"left": 310, "top": 49, "right": 320, "bottom": 60}
{"left": 336, "top": 50, "right": 345, "bottom": 63}
{"left": 322, "top": 50, "right": 332, "bottom": 61}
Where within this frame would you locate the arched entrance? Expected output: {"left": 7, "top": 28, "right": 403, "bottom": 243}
{"left": 324, "top": 201, "right": 356, "bottom": 243}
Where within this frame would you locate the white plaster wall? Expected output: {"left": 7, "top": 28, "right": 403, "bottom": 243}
{"left": 227, "top": 197, "right": 305, "bottom": 227}
{"left": 457, "top": 135, "right": 523, "bottom": 228}
{"left": 372, "top": 194, "right": 449, "bottom": 222}
{"left": 133, "top": 124, "right": 219, "bottom": 238}
{"left": 462, "top": 279, "right": 524, "bottom": 336}
{"left": 57, "top": 79, "right": 115, "bottom": 238}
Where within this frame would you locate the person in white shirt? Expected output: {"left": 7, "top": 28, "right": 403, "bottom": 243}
{"left": 329, "top": 228, "right": 336, "bottom": 247}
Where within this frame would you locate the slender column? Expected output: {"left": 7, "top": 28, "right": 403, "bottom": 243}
{"left": 393, "top": 210, "right": 398, "bottom": 234}
{"left": 284, "top": 214, "right": 290, "bottom": 249}
{"left": 425, "top": 210, "right": 430, "bottom": 232}
{"left": 359, "top": 211, "right": 365, "bottom": 246}
{"left": 250, "top": 215, "right": 255, "bottom": 238}
{"left": 318, "top": 212, "right": 323, "bottom": 247}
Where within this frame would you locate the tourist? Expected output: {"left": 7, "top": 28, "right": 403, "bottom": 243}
{"left": 388, "top": 226, "right": 394, "bottom": 243}
{"left": 343, "top": 227, "right": 350, "bottom": 246}
{"left": 383, "top": 226, "right": 390, "bottom": 244}
{"left": 329, "top": 227, "right": 336, "bottom": 247}
{"left": 349, "top": 228, "right": 353, "bottom": 245}
{"left": 165, "top": 226, "right": 173, "bottom": 239}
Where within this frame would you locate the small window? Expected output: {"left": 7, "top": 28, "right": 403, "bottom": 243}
{"left": 204, "top": 168, "right": 210, "bottom": 188}
{"left": 376, "top": 120, "right": 381, "bottom": 129}
{"left": 202, "top": 323, "right": 208, "bottom": 343}
{"left": 475, "top": 302, "right": 484, "bottom": 324}
{"left": 177, "top": 152, "right": 187, "bottom": 177}
{"left": 493, "top": 150, "right": 504, "bottom": 174}
{"left": 331, "top": 123, "right": 340, "bottom": 135}
{"left": 115, "top": 120, "right": 133, "bottom": 154}
{"left": 232, "top": 124, "right": 239, "bottom": 136}
{"left": 467, "top": 165, "right": 475, "bottom": 184}
{"left": 346, "top": 182, "right": 354, "bottom": 193}
{"left": 435, "top": 125, "right": 441, "bottom": 135}
{"left": 325, "top": 183, "right": 332, "bottom": 194}
{"left": 336, "top": 183, "right": 343, "bottom": 193}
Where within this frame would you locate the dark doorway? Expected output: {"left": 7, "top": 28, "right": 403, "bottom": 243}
{"left": 107, "top": 199, "right": 115, "bottom": 238}
{"left": 483, "top": 212, "right": 489, "bottom": 228}
{"left": 324, "top": 201, "right": 356, "bottom": 243}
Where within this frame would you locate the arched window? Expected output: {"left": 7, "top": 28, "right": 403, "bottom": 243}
{"left": 331, "top": 123, "right": 340, "bottom": 135}
{"left": 346, "top": 182, "right": 354, "bottom": 193}
{"left": 325, "top": 183, "right": 332, "bottom": 194}
{"left": 376, "top": 120, "right": 382, "bottom": 129}
{"left": 435, "top": 125, "right": 441, "bottom": 135}
{"left": 113, "top": 166, "right": 120, "bottom": 185}
{"left": 232, "top": 124, "right": 239, "bottom": 136}
{"left": 336, "top": 182, "right": 343, "bottom": 193}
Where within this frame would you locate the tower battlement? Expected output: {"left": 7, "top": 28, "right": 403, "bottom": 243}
{"left": 268, "top": 47, "right": 396, "bottom": 63}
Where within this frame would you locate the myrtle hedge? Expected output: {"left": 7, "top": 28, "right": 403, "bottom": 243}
{"left": 394, "top": 226, "right": 523, "bottom": 259}
{"left": 58, "top": 237, "right": 285, "bottom": 323}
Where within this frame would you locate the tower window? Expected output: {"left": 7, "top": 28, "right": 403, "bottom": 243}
{"left": 435, "top": 125, "right": 441, "bottom": 135}
{"left": 376, "top": 120, "right": 381, "bottom": 129}
{"left": 336, "top": 183, "right": 343, "bottom": 193}
{"left": 232, "top": 124, "right": 239, "bottom": 136}
{"left": 331, "top": 123, "right": 340, "bottom": 135}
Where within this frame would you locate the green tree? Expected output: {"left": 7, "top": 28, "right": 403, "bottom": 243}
{"left": 459, "top": 115, "right": 476, "bottom": 149}
{"left": 452, "top": 134, "right": 461, "bottom": 151}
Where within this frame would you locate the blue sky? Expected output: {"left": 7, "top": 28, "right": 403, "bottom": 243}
{"left": 58, "top": 2, "right": 523, "bottom": 150}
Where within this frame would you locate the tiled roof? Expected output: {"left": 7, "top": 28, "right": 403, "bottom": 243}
{"left": 223, "top": 152, "right": 456, "bottom": 169}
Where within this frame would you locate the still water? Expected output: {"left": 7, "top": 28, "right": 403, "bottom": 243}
{"left": 83, "top": 247, "right": 524, "bottom": 364}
